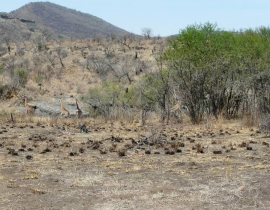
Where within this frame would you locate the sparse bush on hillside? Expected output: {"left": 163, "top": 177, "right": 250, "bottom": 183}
{"left": 16, "top": 59, "right": 30, "bottom": 70}
{"left": 1, "top": 55, "right": 16, "bottom": 78}
{"left": 35, "top": 75, "right": 44, "bottom": 90}
{"left": 55, "top": 46, "right": 68, "bottom": 67}
{"left": 103, "top": 45, "right": 116, "bottom": 58}
{"left": 44, "top": 51, "right": 57, "bottom": 68}
{"left": 3, "top": 22, "right": 269, "bottom": 126}
{"left": 13, "top": 68, "right": 28, "bottom": 87}
{"left": 92, "top": 36, "right": 102, "bottom": 45}
{"left": 0, "top": 45, "right": 7, "bottom": 56}
{"left": 2, "top": 35, "right": 11, "bottom": 49}
{"left": 84, "top": 78, "right": 152, "bottom": 122}
{"left": 117, "top": 33, "right": 136, "bottom": 50}
{"left": 84, "top": 80, "right": 128, "bottom": 119}
{"left": 0, "top": 84, "right": 17, "bottom": 100}
{"left": 85, "top": 51, "right": 139, "bottom": 83}
{"left": 32, "top": 54, "right": 43, "bottom": 67}
{"left": 16, "top": 47, "right": 25, "bottom": 56}
{"left": 40, "top": 28, "right": 53, "bottom": 42}
{"left": 141, "top": 28, "right": 153, "bottom": 39}
{"left": 86, "top": 53, "right": 110, "bottom": 77}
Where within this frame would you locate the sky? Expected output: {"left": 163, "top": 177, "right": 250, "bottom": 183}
{"left": 1, "top": 0, "right": 270, "bottom": 37}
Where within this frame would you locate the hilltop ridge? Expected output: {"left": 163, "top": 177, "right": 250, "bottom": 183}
{"left": 0, "top": 1, "right": 130, "bottom": 43}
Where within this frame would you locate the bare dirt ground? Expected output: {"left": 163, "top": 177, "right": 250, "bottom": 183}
{"left": 0, "top": 115, "right": 269, "bottom": 210}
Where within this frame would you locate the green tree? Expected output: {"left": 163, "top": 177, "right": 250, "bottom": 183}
{"left": 162, "top": 23, "right": 270, "bottom": 122}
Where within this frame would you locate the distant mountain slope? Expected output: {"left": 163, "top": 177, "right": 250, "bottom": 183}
{"left": 9, "top": 1, "right": 129, "bottom": 39}
{"left": 0, "top": 13, "right": 39, "bottom": 44}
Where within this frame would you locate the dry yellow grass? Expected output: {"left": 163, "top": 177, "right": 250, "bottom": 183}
{"left": 2, "top": 38, "right": 160, "bottom": 103}
{"left": 0, "top": 113, "right": 269, "bottom": 209}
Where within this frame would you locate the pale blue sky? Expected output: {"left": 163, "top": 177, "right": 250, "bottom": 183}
{"left": 2, "top": 0, "right": 270, "bottom": 36}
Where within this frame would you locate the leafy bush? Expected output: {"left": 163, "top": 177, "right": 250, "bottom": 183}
{"left": 13, "top": 68, "right": 29, "bottom": 87}
{"left": 84, "top": 80, "right": 129, "bottom": 119}
{"left": 161, "top": 23, "right": 270, "bottom": 123}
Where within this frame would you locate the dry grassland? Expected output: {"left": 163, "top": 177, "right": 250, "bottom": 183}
{"left": 4, "top": 37, "right": 159, "bottom": 101}
{"left": 0, "top": 38, "right": 270, "bottom": 209}
{"left": 0, "top": 113, "right": 269, "bottom": 210}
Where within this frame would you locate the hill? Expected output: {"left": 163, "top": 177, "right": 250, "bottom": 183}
{"left": 0, "top": 32, "right": 164, "bottom": 113}
{"left": 8, "top": 1, "right": 130, "bottom": 39}
{"left": 0, "top": 12, "right": 42, "bottom": 45}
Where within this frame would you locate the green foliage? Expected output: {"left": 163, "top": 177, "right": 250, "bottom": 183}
{"left": 141, "top": 69, "right": 171, "bottom": 111}
{"left": 85, "top": 80, "right": 130, "bottom": 117}
{"left": 35, "top": 75, "right": 44, "bottom": 89}
{"left": 102, "top": 80, "right": 125, "bottom": 106}
{"left": 14, "top": 68, "right": 29, "bottom": 87}
{"left": 35, "top": 75, "right": 43, "bottom": 85}
{"left": 84, "top": 23, "right": 270, "bottom": 123}
{"left": 162, "top": 23, "right": 270, "bottom": 122}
